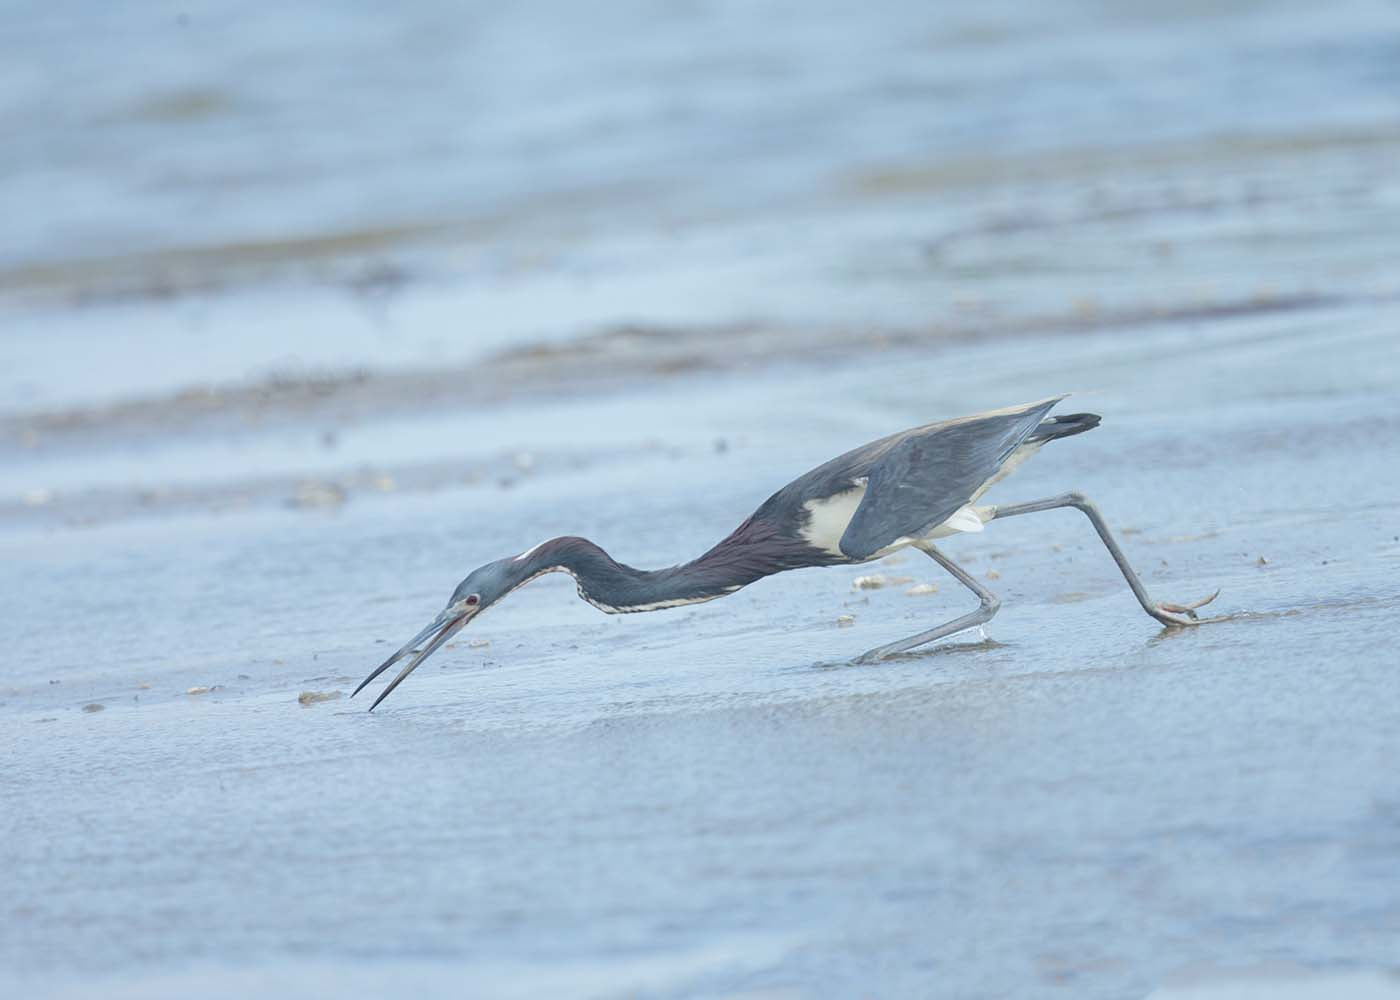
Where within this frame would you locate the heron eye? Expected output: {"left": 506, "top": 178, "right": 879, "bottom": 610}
{"left": 465, "top": 594, "right": 480, "bottom": 606}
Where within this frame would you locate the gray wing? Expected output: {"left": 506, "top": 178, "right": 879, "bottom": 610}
{"left": 838, "top": 397, "right": 1063, "bottom": 560}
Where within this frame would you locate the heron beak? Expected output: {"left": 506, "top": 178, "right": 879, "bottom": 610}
{"left": 353, "top": 603, "right": 476, "bottom": 711}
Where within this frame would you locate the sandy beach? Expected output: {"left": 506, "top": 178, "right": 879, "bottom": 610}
{"left": 4, "top": 1, "right": 1400, "bottom": 997}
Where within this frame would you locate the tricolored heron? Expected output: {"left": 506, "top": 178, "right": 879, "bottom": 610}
{"left": 355, "top": 396, "right": 1223, "bottom": 709}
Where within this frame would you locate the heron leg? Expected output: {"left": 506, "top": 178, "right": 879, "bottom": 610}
{"left": 985, "top": 492, "right": 1223, "bottom": 628}
{"left": 855, "top": 542, "right": 1000, "bottom": 662}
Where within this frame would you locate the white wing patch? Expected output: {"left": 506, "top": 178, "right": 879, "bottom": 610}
{"left": 800, "top": 484, "right": 867, "bottom": 556}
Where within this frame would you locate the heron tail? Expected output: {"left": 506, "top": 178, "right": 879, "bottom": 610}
{"left": 1027, "top": 412, "right": 1101, "bottom": 443}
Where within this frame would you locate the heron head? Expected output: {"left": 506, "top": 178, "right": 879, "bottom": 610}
{"left": 448, "top": 557, "right": 525, "bottom": 611}
{"left": 353, "top": 556, "right": 533, "bottom": 711}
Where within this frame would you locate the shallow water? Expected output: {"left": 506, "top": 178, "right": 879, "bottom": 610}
{"left": 5, "top": 1, "right": 1400, "bottom": 997}
{"left": 5, "top": 306, "right": 1400, "bottom": 998}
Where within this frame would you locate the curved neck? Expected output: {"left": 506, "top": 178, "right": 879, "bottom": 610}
{"left": 516, "top": 519, "right": 815, "bottom": 614}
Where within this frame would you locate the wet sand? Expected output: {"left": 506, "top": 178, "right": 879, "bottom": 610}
{"left": 6, "top": 1, "right": 1400, "bottom": 996}
{"left": 5, "top": 305, "right": 1400, "bottom": 998}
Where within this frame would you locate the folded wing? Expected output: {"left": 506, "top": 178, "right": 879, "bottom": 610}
{"left": 838, "top": 396, "right": 1064, "bottom": 560}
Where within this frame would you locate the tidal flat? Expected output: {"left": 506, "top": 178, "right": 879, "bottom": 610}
{"left": 4, "top": 0, "right": 1400, "bottom": 996}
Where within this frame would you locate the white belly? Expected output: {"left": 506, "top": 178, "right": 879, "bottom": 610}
{"left": 799, "top": 483, "right": 987, "bottom": 560}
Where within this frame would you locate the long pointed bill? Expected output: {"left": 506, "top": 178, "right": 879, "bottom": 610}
{"left": 352, "top": 614, "right": 449, "bottom": 698}
{"left": 353, "top": 607, "right": 474, "bottom": 710}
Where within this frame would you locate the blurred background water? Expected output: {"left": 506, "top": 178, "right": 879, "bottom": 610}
{"left": 3, "top": 0, "right": 1399, "bottom": 410}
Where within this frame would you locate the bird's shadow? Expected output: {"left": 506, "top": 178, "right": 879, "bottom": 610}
{"left": 804, "top": 637, "right": 1010, "bottom": 673}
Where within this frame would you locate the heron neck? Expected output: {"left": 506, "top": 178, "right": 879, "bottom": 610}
{"left": 520, "top": 523, "right": 813, "bottom": 613}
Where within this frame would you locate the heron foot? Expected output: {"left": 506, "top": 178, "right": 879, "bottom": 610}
{"left": 1153, "top": 589, "right": 1225, "bottom": 626}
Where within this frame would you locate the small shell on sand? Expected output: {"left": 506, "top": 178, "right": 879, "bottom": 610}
{"left": 186, "top": 686, "right": 211, "bottom": 696}
{"left": 290, "top": 481, "right": 346, "bottom": 509}
{"left": 852, "top": 574, "right": 914, "bottom": 590}
{"left": 468, "top": 639, "right": 491, "bottom": 649}
{"left": 82, "top": 703, "right": 104, "bottom": 713}
{"left": 836, "top": 614, "right": 856, "bottom": 627}
{"left": 905, "top": 583, "right": 940, "bottom": 596}
{"left": 298, "top": 690, "right": 343, "bottom": 705}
